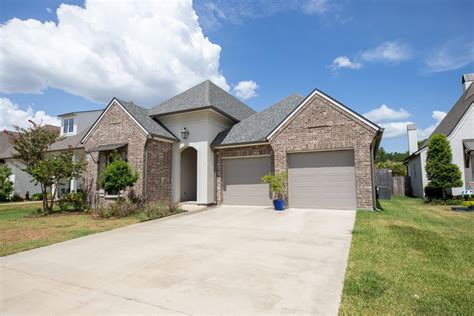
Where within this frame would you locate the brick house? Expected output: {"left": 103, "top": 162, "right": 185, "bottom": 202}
{"left": 80, "top": 80, "right": 383, "bottom": 209}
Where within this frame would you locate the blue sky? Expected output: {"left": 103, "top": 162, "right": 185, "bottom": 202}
{"left": 1, "top": 0, "right": 473, "bottom": 152}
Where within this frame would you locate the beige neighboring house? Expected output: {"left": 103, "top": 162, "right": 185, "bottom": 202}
{"left": 407, "top": 73, "right": 474, "bottom": 197}
{"left": 81, "top": 80, "right": 383, "bottom": 210}
{"left": 0, "top": 110, "right": 102, "bottom": 199}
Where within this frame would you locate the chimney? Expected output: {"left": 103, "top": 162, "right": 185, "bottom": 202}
{"left": 407, "top": 123, "right": 418, "bottom": 155}
{"left": 462, "top": 73, "right": 474, "bottom": 92}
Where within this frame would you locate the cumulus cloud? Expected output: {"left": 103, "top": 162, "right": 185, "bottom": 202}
{"left": 0, "top": 0, "right": 229, "bottom": 107}
{"left": 364, "top": 104, "right": 446, "bottom": 140}
{"left": 425, "top": 40, "right": 474, "bottom": 72}
{"left": 330, "top": 56, "right": 362, "bottom": 71}
{"left": 364, "top": 104, "right": 410, "bottom": 123}
{"left": 233, "top": 80, "right": 259, "bottom": 100}
{"left": 0, "top": 98, "right": 60, "bottom": 131}
{"left": 416, "top": 111, "right": 447, "bottom": 139}
{"left": 360, "top": 41, "right": 412, "bottom": 63}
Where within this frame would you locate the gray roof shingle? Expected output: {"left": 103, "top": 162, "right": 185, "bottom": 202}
{"left": 212, "top": 93, "right": 305, "bottom": 146}
{"left": 420, "top": 83, "right": 474, "bottom": 149}
{"left": 148, "top": 80, "right": 256, "bottom": 121}
{"left": 115, "top": 99, "right": 177, "bottom": 140}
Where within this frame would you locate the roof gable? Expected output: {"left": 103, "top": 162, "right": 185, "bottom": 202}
{"left": 148, "top": 80, "right": 256, "bottom": 121}
{"left": 266, "top": 88, "right": 381, "bottom": 140}
{"left": 420, "top": 83, "right": 474, "bottom": 149}
{"left": 81, "top": 99, "right": 177, "bottom": 144}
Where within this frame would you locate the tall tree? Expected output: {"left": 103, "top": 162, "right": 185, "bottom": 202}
{"left": 425, "top": 134, "right": 463, "bottom": 199}
{"left": 6, "top": 121, "right": 85, "bottom": 213}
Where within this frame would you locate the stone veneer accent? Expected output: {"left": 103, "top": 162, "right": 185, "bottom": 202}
{"left": 83, "top": 102, "right": 173, "bottom": 202}
{"left": 215, "top": 145, "right": 273, "bottom": 204}
{"left": 215, "top": 93, "right": 378, "bottom": 209}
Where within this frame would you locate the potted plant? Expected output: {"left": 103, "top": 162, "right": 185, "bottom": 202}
{"left": 261, "top": 172, "right": 288, "bottom": 211}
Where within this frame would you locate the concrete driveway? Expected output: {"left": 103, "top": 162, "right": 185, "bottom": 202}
{"left": 0, "top": 205, "right": 355, "bottom": 315}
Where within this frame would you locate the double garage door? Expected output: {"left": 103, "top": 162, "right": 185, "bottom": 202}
{"left": 222, "top": 150, "right": 357, "bottom": 209}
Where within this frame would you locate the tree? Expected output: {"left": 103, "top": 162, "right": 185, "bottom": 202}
{"left": 376, "top": 160, "right": 407, "bottom": 176}
{"left": 375, "top": 147, "right": 408, "bottom": 163}
{"left": 261, "top": 172, "right": 288, "bottom": 200}
{"left": 0, "top": 166, "right": 14, "bottom": 201}
{"left": 7, "top": 121, "right": 85, "bottom": 213}
{"left": 425, "top": 134, "right": 463, "bottom": 199}
{"left": 99, "top": 154, "right": 139, "bottom": 198}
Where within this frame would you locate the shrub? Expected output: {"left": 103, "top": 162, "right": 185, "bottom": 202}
{"left": 462, "top": 201, "right": 474, "bottom": 208}
{"left": 138, "top": 201, "right": 182, "bottom": 222}
{"left": 425, "top": 198, "right": 463, "bottom": 205}
{"left": 10, "top": 194, "right": 23, "bottom": 202}
{"left": 99, "top": 153, "right": 139, "bottom": 198}
{"left": 57, "top": 192, "right": 85, "bottom": 211}
{"left": 32, "top": 193, "right": 43, "bottom": 201}
{"left": 93, "top": 199, "right": 139, "bottom": 219}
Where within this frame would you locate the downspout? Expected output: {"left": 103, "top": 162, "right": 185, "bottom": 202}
{"left": 372, "top": 128, "right": 384, "bottom": 210}
{"left": 144, "top": 139, "right": 148, "bottom": 200}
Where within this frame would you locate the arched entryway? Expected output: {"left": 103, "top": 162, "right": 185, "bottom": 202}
{"left": 180, "top": 147, "right": 197, "bottom": 201}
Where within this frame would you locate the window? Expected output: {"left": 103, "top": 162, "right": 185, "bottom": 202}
{"left": 63, "top": 118, "right": 74, "bottom": 134}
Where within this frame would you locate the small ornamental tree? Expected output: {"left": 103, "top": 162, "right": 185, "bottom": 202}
{"left": 0, "top": 166, "right": 14, "bottom": 201}
{"left": 6, "top": 121, "right": 86, "bottom": 213}
{"left": 261, "top": 172, "right": 288, "bottom": 200}
{"left": 99, "top": 154, "right": 139, "bottom": 198}
{"left": 425, "top": 134, "right": 463, "bottom": 199}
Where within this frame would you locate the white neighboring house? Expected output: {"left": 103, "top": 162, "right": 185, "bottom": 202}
{"left": 0, "top": 110, "right": 102, "bottom": 199}
{"left": 407, "top": 73, "right": 474, "bottom": 197}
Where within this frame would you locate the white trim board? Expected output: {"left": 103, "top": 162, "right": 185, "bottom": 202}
{"left": 81, "top": 98, "right": 149, "bottom": 144}
{"left": 266, "top": 89, "right": 380, "bottom": 140}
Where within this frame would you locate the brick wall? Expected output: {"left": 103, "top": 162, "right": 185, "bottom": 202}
{"left": 214, "top": 93, "right": 378, "bottom": 209}
{"left": 83, "top": 102, "right": 173, "bottom": 201}
{"left": 270, "top": 93, "right": 377, "bottom": 209}
{"left": 145, "top": 139, "right": 172, "bottom": 201}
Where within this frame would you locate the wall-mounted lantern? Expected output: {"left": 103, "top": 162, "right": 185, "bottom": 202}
{"left": 181, "top": 127, "right": 189, "bottom": 140}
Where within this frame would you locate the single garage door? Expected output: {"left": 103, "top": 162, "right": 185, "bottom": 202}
{"left": 223, "top": 156, "right": 272, "bottom": 206}
{"left": 288, "top": 150, "right": 357, "bottom": 209}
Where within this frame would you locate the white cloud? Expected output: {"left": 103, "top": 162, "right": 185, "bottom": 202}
{"left": 416, "top": 111, "right": 447, "bottom": 139}
{"left": 0, "top": 0, "right": 229, "bottom": 107}
{"left": 301, "top": 0, "right": 330, "bottom": 14}
{"left": 379, "top": 121, "right": 413, "bottom": 139}
{"left": 46, "top": 7, "right": 52, "bottom": 13}
{"left": 195, "top": 0, "right": 336, "bottom": 30}
{"left": 330, "top": 56, "right": 362, "bottom": 71}
{"left": 360, "top": 41, "right": 412, "bottom": 63}
{"left": 233, "top": 80, "right": 259, "bottom": 100}
{"left": 425, "top": 40, "right": 474, "bottom": 72}
{"left": 364, "top": 104, "right": 410, "bottom": 123}
{"left": 0, "top": 98, "right": 60, "bottom": 131}
{"left": 377, "top": 110, "right": 447, "bottom": 140}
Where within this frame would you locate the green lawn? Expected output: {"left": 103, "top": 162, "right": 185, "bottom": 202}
{"left": 340, "top": 197, "right": 473, "bottom": 315}
{"left": 0, "top": 202, "right": 139, "bottom": 256}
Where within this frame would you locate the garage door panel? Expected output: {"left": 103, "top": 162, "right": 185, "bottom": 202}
{"left": 223, "top": 157, "right": 272, "bottom": 206}
{"left": 288, "top": 151, "right": 357, "bottom": 210}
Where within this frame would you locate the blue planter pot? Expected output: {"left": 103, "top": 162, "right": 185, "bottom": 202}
{"left": 273, "top": 199, "right": 285, "bottom": 211}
